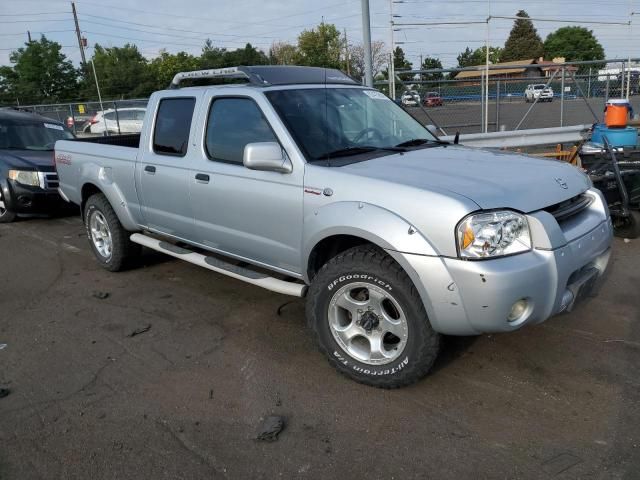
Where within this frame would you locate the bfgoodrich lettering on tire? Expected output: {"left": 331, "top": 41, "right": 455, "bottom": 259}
{"left": 306, "top": 246, "right": 440, "bottom": 388}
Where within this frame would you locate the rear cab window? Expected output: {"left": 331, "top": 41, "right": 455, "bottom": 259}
{"left": 153, "top": 97, "right": 196, "bottom": 157}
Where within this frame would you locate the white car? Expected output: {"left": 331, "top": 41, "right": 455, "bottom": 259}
{"left": 524, "top": 84, "right": 554, "bottom": 103}
{"left": 86, "top": 107, "right": 146, "bottom": 134}
{"left": 401, "top": 90, "right": 420, "bottom": 107}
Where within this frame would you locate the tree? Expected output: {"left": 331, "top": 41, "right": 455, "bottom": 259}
{"left": 501, "top": 10, "right": 544, "bottom": 62}
{"left": 456, "top": 47, "right": 475, "bottom": 68}
{"left": 84, "top": 44, "right": 154, "bottom": 99}
{"left": 149, "top": 50, "right": 199, "bottom": 91}
{"left": 296, "top": 22, "right": 343, "bottom": 68}
{"left": 544, "top": 26, "right": 605, "bottom": 70}
{"left": 223, "top": 43, "right": 268, "bottom": 66}
{"left": 2, "top": 36, "right": 78, "bottom": 104}
{"left": 200, "top": 39, "right": 227, "bottom": 69}
{"left": 348, "top": 41, "right": 386, "bottom": 82}
{"left": 420, "top": 56, "right": 443, "bottom": 81}
{"left": 269, "top": 42, "right": 298, "bottom": 65}
{"left": 457, "top": 46, "right": 502, "bottom": 67}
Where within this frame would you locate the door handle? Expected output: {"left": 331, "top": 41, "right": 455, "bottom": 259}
{"left": 144, "top": 165, "right": 156, "bottom": 174}
{"left": 195, "top": 173, "right": 210, "bottom": 183}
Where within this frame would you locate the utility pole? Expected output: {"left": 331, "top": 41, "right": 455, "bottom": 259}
{"left": 360, "top": 0, "right": 374, "bottom": 87}
{"left": 27, "top": 31, "right": 32, "bottom": 42}
{"left": 419, "top": 53, "right": 423, "bottom": 83}
{"left": 344, "top": 28, "right": 351, "bottom": 76}
{"left": 71, "top": 2, "right": 86, "bottom": 65}
{"left": 389, "top": 0, "right": 396, "bottom": 99}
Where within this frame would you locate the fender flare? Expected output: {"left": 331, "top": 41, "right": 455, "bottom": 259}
{"left": 80, "top": 165, "right": 138, "bottom": 231}
{"left": 303, "top": 201, "right": 445, "bottom": 322}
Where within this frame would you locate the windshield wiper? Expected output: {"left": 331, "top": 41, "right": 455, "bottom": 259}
{"left": 395, "top": 138, "right": 448, "bottom": 148}
{"left": 316, "top": 145, "right": 405, "bottom": 160}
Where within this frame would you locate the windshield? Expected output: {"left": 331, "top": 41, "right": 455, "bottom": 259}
{"left": 533, "top": 85, "right": 545, "bottom": 90}
{"left": 266, "top": 87, "right": 438, "bottom": 162}
{"left": 0, "top": 119, "right": 74, "bottom": 151}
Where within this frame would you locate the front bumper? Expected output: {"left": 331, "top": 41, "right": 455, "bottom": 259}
{"left": 2, "top": 180, "right": 68, "bottom": 215}
{"left": 395, "top": 193, "right": 613, "bottom": 336}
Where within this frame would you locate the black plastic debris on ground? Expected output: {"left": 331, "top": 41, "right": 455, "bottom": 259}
{"left": 256, "top": 415, "right": 286, "bottom": 442}
{"left": 92, "top": 291, "right": 110, "bottom": 300}
{"left": 128, "top": 324, "right": 152, "bottom": 338}
{"left": 0, "top": 388, "right": 10, "bottom": 399}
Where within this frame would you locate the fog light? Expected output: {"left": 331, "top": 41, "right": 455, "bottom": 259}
{"left": 508, "top": 299, "right": 528, "bottom": 322}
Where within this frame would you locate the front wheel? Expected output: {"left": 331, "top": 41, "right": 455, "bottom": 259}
{"left": 0, "top": 195, "right": 16, "bottom": 223}
{"left": 84, "top": 193, "right": 140, "bottom": 271}
{"left": 306, "top": 246, "right": 441, "bottom": 388}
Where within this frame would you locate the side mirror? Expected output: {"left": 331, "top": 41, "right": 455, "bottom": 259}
{"left": 243, "top": 142, "right": 292, "bottom": 173}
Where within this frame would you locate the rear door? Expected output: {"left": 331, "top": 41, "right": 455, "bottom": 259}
{"left": 189, "top": 93, "right": 304, "bottom": 274}
{"left": 136, "top": 96, "right": 199, "bottom": 239}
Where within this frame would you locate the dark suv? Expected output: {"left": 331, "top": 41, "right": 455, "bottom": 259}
{"left": 0, "top": 108, "right": 74, "bottom": 222}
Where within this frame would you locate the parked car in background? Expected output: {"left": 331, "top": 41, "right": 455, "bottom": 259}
{"left": 401, "top": 90, "right": 420, "bottom": 107}
{"left": 86, "top": 107, "right": 146, "bottom": 134}
{"left": 423, "top": 91, "right": 443, "bottom": 107}
{"left": 56, "top": 66, "right": 612, "bottom": 388}
{"left": 0, "top": 108, "right": 74, "bottom": 222}
{"left": 524, "top": 84, "right": 554, "bottom": 102}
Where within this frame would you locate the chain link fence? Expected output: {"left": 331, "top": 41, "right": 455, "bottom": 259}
{"left": 9, "top": 59, "right": 640, "bottom": 139}
{"left": 377, "top": 59, "right": 640, "bottom": 136}
{"left": 10, "top": 99, "right": 149, "bottom": 137}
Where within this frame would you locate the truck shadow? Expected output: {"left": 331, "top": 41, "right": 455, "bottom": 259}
{"left": 430, "top": 335, "right": 478, "bottom": 374}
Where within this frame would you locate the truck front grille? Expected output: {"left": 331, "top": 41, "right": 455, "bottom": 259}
{"left": 38, "top": 172, "right": 60, "bottom": 190}
{"left": 543, "top": 193, "right": 593, "bottom": 223}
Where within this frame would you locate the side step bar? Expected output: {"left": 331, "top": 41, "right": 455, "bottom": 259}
{"left": 130, "top": 233, "right": 307, "bottom": 297}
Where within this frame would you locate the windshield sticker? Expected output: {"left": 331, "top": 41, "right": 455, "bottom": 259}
{"left": 363, "top": 90, "right": 389, "bottom": 100}
{"left": 44, "top": 123, "right": 64, "bottom": 131}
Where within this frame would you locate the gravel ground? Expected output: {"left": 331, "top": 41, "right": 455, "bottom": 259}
{"left": 0, "top": 214, "right": 638, "bottom": 479}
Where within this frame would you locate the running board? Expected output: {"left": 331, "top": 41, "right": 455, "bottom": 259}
{"left": 130, "top": 233, "right": 307, "bottom": 297}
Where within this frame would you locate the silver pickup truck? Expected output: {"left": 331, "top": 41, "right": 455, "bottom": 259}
{"left": 55, "top": 66, "right": 613, "bottom": 388}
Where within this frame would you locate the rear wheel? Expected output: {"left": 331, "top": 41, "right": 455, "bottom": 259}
{"left": 84, "top": 193, "right": 140, "bottom": 271}
{"left": 306, "top": 246, "right": 440, "bottom": 388}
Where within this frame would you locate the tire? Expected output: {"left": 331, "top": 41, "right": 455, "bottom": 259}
{"left": 84, "top": 193, "right": 140, "bottom": 271}
{"left": 0, "top": 195, "right": 16, "bottom": 223}
{"left": 614, "top": 210, "right": 640, "bottom": 239}
{"left": 306, "top": 246, "right": 441, "bottom": 388}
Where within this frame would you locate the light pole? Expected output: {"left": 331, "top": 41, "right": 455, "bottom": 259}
{"left": 361, "top": 0, "right": 374, "bottom": 87}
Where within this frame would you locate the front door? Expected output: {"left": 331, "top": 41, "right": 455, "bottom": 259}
{"left": 189, "top": 95, "right": 303, "bottom": 275}
{"left": 137, "top": 96, "right": 198, "bottom": 240}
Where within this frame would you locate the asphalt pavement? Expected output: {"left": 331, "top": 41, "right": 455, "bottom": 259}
{"left": 0, "top": 214, "right": 639, "bottom": 479}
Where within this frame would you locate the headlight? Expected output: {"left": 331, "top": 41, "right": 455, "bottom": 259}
{"left": 8, "top": 169, "right": 40, "bottom": 187}
{"left": 457, "top": 210, "right": 531, "bottom": 259}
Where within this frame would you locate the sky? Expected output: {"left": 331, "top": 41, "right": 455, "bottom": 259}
{"left": 0, "top": 0, "right": 637, "bottom": 69}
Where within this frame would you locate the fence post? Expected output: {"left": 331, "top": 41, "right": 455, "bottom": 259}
{"left": 114, "top": 102, "right": 122, "bottom": 135}
{"left": 495, "top": 80, "right": 500, "bottom": 132}
{"left": 587, "top": 68, "right": 592, "bottom": 98}
{"left": 480, "top": 72, "right": 485, "bottom": 134}
{"left": 560, "top": 67, "right": 565, "bottom": 127}
{"left": 68, "top": 104, "right": 75, "bottom": 133}
{"left": 606, "top": 74, "right": 610, "bottom": 102}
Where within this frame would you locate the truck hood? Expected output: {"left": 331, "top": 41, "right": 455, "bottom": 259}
{"left": 339, "top": 145, "right": 589, "bottom": 212}
{"left": 0, "top": 149, "right": 55, "bottom": 171}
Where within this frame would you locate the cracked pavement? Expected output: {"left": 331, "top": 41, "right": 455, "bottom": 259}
{"left": 0, "top": 214, "right": 639, "bottom": 479}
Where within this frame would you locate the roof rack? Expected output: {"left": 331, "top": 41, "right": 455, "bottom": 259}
{"left": 168, "top": 65, "right": 358, "bottom": 89}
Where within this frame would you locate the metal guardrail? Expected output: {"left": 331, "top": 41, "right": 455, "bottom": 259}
{"left": 440, "top": 124, "right": 591, "bottom": 148}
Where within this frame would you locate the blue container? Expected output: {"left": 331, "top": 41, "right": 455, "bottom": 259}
{"left": 591, "top": 124, "right": 639, "bottom": 147}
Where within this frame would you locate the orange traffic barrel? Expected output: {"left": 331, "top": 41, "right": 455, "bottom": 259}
{"left": 604, "top": 98, "right": 633, "bottom": 128}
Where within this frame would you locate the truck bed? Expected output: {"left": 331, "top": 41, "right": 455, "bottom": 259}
{"left": 75, "top": 133, "right": 140, "bottom": 148}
